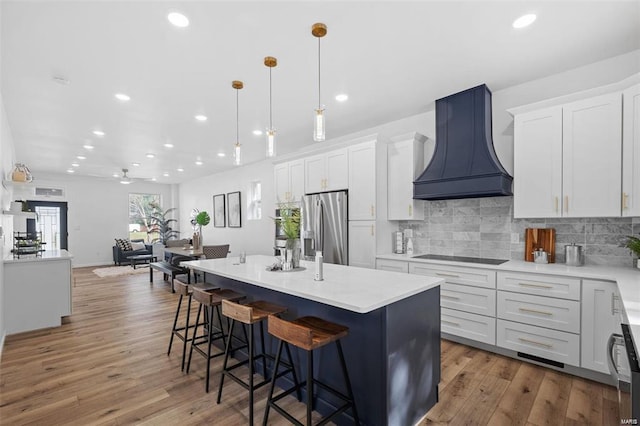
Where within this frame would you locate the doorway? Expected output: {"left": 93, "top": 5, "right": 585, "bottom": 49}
{"left": 25, "top": 201, "right": 68, "bottom": 250}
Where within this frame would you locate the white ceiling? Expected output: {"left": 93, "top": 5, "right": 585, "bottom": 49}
{"left": 2, "top": 1, "right": 639, "bottom": 184}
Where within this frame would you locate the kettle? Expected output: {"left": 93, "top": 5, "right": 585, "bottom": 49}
{"left": 532, "top": 248, "right": 548, "bottom": 264}
{"left": 564, "top": 243, "right": 584, "bottom": 266}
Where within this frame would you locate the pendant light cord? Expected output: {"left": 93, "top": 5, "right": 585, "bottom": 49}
{"left": 317, "top": 37, "right": 321, "bottom": 109}
{"left": 236, "top": 88, "right": 239, "bottom": 143}
{"left": 269, "top": 67, "right": 273, "bottom": 128}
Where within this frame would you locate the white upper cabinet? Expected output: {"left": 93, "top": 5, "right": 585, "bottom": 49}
{"left": 623, "top": 84, "right": 640, "bottom": 216}
{"left": 512, "top": 92, "right": 623, "bottom": 218}
{"left": 562, "top": 93, "right": 622, "bottom": 217}
{"left": 348, "top": 221, "right": 376, "bottom": 269}
{"left": 387, "top": 132, "right": 427, "bottom": 220}
{"left": 348, "top": 140, "right": 376, "bottom": 220}
{"left": 274, "top": 159, "right": 305, "bottom": 203}
{"left": 513, "top": 107, "right": 563, "bottom": 218}
{"left": 304, "top": 148, "right": 348, "bottom": 193}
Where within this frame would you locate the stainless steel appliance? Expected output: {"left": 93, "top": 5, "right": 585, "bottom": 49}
{"left": 300, "top": 191, "right": 348, "bottom": 265}
{"left": 608, "top": 324, "right": 640, "bottom": 424}
{"left": 564, "top": 243, "right": 584, "bottom": 266}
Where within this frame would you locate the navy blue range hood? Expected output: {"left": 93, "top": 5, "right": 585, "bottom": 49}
{"left": 413, "top": 84, "right": 513, "bottom": 200}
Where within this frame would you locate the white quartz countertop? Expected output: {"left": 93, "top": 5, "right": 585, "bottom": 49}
{"left": 183, "top": 254, "right": 443, "bottom": 313}
{"left": 3, "top": 249, "right": 73, "bottom": 264}
{"left": 378, "top": 253, "right": 640, "bottom": 347}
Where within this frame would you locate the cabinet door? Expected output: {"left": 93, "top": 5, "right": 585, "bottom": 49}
{"left": 623, "top": 84, "right": 640, "bottom": 216}
{"left": 375, "top": 258, "right": 409, "bottom": 273}
{"left": 289, "top": 159, "right": 305, "bottom": 202}
{"left": 326, "top": 148, "right": 349, "bottom": 191}
{"left": 305, "top": 154, "right": 326, "bottom": 194}
{"left": 513, "top": 106, "right": 563, "bottom": 218}
{"left": 387, "top": 135, "right": 426, "bottom": 220}
{"left": 563, "top": 93, "right": 622, "bottom": 217}
{"left": 348, "top": 221, "right": 376, "bottom": 269}
{"left": 348, "top": 142, "right": 376, "bottom": 220}
{"left": 581, "top": 279, "right": 619, "bottom": 374}
{"left": 274, "top": 163, "right": 291, "bottom": 203}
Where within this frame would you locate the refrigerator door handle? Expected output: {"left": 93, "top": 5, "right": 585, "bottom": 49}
{"left": 319, "top": 201, "right": 325, "bottom": 254}
{"left": 608, "top": 333, "right": 622, "bottom": 383}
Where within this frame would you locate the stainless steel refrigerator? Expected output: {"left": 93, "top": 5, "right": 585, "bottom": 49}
{"left": 300, "top": 190, "right": 348, "bottom": 265}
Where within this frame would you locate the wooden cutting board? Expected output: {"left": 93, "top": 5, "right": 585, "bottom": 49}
{"left": 524, "top": 228, "right": 556, "bottom": 263}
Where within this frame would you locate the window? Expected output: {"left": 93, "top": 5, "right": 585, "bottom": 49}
{"left": 248, "top": 181, "right": 262, "bottom": 220}
{"left": 129, "top": 193, "right": 161, "bottom": 242}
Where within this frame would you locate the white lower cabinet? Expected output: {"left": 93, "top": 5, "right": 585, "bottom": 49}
{"left": 497, "top": 291, "right": 580, "bottom": 334}
{"left": 375, "top": 258, "right": 409, "bottom": 273}
{"left": 581, "top": 279, "right": 620, "bottom": 374}
{"left": 442, "top": 308, "right": 496, "bottom": 346}
{"left": 497, "top": 319, "right": 580, "bottom": 367}
{"left": 409, "top": 263, "right": 496, "bottom": 289}
{"left": 441, "top": 283, "right": 496, "bottom": 317}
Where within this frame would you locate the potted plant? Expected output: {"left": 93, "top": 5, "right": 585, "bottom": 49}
{"left": 275, "top": 205, "right": 301, "bottom": 268}
{"left": 148, "top": 206, "right": 180, "bottom": 245}
{"left": 193, "top": 211, "right": 210, "bottom": 249}
{"left": 624, "top": 234, "right": 640, "bottom": 269}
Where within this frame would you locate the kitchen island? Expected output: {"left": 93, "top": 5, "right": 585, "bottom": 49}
{"left": 183, "top": 254, "right": 443, "bottom": 426}
{"left": 3, "top": 249, "right": 73, "bottom": 334}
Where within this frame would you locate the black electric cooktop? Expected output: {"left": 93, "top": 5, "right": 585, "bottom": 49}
{"left": 412, "top": 254, "right": 509, "bottom": 265}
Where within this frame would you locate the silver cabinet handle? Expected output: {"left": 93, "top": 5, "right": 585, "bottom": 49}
{"left": 441, "top": 319, "right": 460, "bottom": 327}
{"left": 518, "top": 282, "right": 553, "bottom": 289}
{"left": 441, "top": 294, "right": 460, "bottom": 300}
{"left": 436, "top": 272, "right": 460, "bottom": 278}
{"left": 518, "top": 307, "right": 553, "bottom": 316}
{"left": 518, "top": 337, "right": 553, "bottom": 349}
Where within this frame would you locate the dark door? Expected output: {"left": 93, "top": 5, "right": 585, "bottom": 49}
{"left": 25, "top": 201, "right": 68, "bottom": 250}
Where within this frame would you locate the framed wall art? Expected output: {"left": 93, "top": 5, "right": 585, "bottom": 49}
{"left": 213, "top": 194, "right": 226, "bottom": 227}
{"left": 227, "top": 191, "right": 241, "bottom": 228}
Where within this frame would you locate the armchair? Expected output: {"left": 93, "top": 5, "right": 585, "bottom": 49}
{"left": 113, "top": 239, "right": 153, "bottom": 266}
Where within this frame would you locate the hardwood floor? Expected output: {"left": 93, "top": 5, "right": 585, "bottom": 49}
{"left": 0, "top": 266, "right": 619, "bottom": 425}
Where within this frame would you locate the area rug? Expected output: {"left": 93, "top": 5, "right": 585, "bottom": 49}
{"left": 92, "top": 265, "right": 148, "bottom": 278}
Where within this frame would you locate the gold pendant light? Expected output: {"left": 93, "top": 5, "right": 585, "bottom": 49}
{"left": 264, "top": 56, "right": 277, "bottom": 157}
{"left": 312, "top": 23, "right": 327, "bottom": 142}
{"left": 232, "top": 80, "right": 243, "bottom": 166}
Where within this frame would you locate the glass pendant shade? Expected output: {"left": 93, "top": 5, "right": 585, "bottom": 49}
{"left": 313, "top": 108, "right": 325, "bottom": 142}
{"left": 266, "top": 128, "right": 276, "bottom": 157}
{"left": 233, "top": 142, "right": 242, "bottom": 166}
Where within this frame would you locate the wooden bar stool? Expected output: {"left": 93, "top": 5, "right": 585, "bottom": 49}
{"left": 186, "top": 287, "right": 245, "bottom": 392}
{"left": 217, "top": 300, "right": 300, "bottom": 426}
{"left": 263, "top": 315, "right": 360, "bottom": 426}
{"left": 167, "top": 277, "right": 218, "bottom": 371}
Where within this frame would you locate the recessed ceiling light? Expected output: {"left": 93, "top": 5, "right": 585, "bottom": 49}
{"left": 112, "top": 173, "right": 120, "bottom": 178}
{"left": 77, "top": 155, "right": 86, "bottom": 160}
{"left": 513, "top": 13, "right": 537, "bottom": 29}
{"left": 71, "top": 162, "right": 80, "bottom": 167}
{"left": 83, "top": 144, "right": 94, "bottom": 150}
{"left": 151, "top": 177, "right": 157, "bottom": 182}
{"left": 195, "top": 114, "right": 207, "bottom": 122}
{"left": 335, "top": 94, "right": 349, "bottom": 102}
{"left": 146, "top": 153, "right": 155, "bottom": 159}
{"left": 164, "top": 143, "right": 174, "bottom": 148}
{"left": 66, "top": 169, "right": 75, "bottom": 173}
{"left": 177, "top": 168, "right": 184, "bottom": 172}
{"left": 168, "top": 12, "right": 189, "bottom": 28}
{"left": 217, "top": 152, "right": 226, "bottom": 157}
{"left": 114, "top": 93, "right": 131, "bottom": 102}
{"left": 195, "top": 160, "right": 203, "bottom": 166}
{"left": 252, "top": 130, "right": 263, "bottom": 136}
{"left": 163, "top": 172, "right": 170, "bottom": 177}
{"left": 93, "top": 130, "right": 105, "bottom": 137}
{"left": 132, "top": 162, "right": 141, "bottom": 167}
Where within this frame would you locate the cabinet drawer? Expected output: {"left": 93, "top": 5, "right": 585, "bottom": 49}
{"left": 375, "top": 259, "right": 409, "bottom": 273}
{"left": 442, "top": 308, "right": 496, "bottom": 345}
{"left": 497, "top": 271, "right": 580, "bottom": 300}
{"left": 441, "top": 283, "right": 496, "bottom": 317}
{"left": 497, "top": 319, "right": 579, "bottom": 366}
{"left": 497, "top": 291, "right": 580, "bottom": 333}
{"left": 409, "top": 263, "right": 496, "bottom": 289}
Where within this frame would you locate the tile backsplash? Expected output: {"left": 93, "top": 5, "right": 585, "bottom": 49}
{"left": 399, "top": 196, "right": 640, "bottom": 268}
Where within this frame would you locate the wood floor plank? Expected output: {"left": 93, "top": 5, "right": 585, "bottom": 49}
{"left": 0, "top": 267, "right": 621, "bottom": 426}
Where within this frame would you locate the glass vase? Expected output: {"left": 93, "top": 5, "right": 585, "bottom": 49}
{"left": 286, "top": 238, "right": 301, "bottom": 269}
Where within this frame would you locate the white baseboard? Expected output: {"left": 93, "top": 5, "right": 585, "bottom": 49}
{"left": 0, "top": 330, "right": 5, "bottom": 361}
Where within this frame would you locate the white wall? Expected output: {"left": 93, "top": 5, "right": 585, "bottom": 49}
{"left": 179, "top": 159, "right": 275, "bottom": 256}
{"left": 13, "top": 173, "right": 177, "bottom": 267}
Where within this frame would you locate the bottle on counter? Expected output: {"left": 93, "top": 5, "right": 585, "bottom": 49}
{"left": 406, "top": 237, "right": 414, "bottom": 255}
{"left": 314, "top": 251, "right": 323, "bottom": 281}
